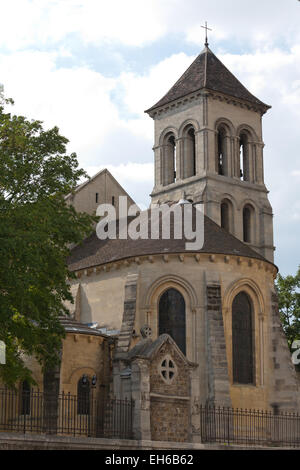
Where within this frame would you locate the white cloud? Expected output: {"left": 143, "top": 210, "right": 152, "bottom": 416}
{"left": 1, "top": 0, "right": 300, "bottom": 51}
{"left": 173, "top": 0, "right": 300, "bottom": 48}
{"left": 119, "top": 53, "right": 194, "bottom": 114}
{"left": 0, "top": 50, "right": 197, "bottom": 172}
{"left": 0, "top": 0, "right": 165, "bottom": 50}
{"left": 74, "top": 0, "right": 164, "bottom": 46}
{"left": 86, "top": 162, "right": 154, "bottom": 184}
{"left": 0, "top": 50, "right": 121, "bottom": 159}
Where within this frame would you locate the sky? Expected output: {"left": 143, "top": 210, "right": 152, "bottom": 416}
{"left": 0, "top": 0, "right": 299, "bottom": 276}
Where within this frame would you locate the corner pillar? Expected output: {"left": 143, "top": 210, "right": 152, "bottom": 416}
{"left": 205, "top": 283, "right": 231, "bottom": 407}
{"left": 131, "top": 359, "right": 151, "bottom": 441}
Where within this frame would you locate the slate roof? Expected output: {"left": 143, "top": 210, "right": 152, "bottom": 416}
{"left": 145, "top": 46, "right": 270, "bottom": 114}
{"left": 59, "top": 317, "right": 108, "bottom": 337}
{"left": 67, "top": 207, "right": 268, "bottom": 272}
{"left": 126, "top": 334, "right": 196, "bottom": 367}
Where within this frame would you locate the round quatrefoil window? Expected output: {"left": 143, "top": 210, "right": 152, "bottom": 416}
{"left": 159, "top": 355, "right": 177, "bottom": 384}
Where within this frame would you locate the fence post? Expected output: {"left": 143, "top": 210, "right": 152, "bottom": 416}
{"left": 271, "top": 404, "right": 279, "bottom": 445}
{"left": 23, "top": 393, "right": 26, "bottom": 434}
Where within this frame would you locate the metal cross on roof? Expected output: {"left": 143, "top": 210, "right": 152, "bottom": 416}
{"left": 201, "top": 21, "right": 212, "bottom": 47}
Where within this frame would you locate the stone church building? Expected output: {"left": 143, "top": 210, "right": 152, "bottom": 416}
{"left": 5, "top": 43, "right": 300, "bottom": 445}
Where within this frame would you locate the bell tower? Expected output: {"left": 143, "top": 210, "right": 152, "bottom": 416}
{"left": 145, "top": 44, "right": 275, "bottom": 262}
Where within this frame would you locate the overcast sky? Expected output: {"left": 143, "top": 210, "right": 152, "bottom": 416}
{"left": 0, "top": 0, "right": 299, "bottom": 276}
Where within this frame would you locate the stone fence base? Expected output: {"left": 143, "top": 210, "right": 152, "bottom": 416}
{"left": 0, "top": 433, "right": 297, "bottom": 450}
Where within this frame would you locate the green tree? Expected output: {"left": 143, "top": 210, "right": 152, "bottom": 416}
{"left": 276, "top": 267, "right": 300, "bottom": 350}
{"left": 0, "top": 93, "right": 95, "bottom": 387}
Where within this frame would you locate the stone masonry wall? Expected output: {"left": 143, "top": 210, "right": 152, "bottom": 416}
{"left": 150, "top": 397, "right": 189, "bottom": 442}
{"left": 149, "top": 343, "right": 190, "bottom": 442}
{"left": 205, "top": 284, "right": 231, "bottom": 406}
{"left": 115, "top": 274, "right": 138, "bottom": 357}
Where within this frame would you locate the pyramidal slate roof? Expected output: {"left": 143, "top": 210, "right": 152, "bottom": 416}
{"left": 145, "top": 46, "right": 270, "bottom": 114}
{"left": 67, "top": 207, "right": 270, "bottom": 272}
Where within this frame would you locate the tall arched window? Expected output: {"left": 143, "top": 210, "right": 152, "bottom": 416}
{"left": 243, "top": 204, "right": 253, "bottom": 243}
{"left": 239, "top": 133, "right": 249, "bottom": 181}
{"left": 183, "top": 126, "right": 196, "bottom": 179}
{"left": 159, "top": 288, "right": 186, "bottom": 355}
{"left": 221, "top": 200, "right": 230, "bottom": 232}
{"left": 217, "top": 126, "right": 227, "bottom": 175}
{"left": 232, "top": 292, "right": 254, "bottom": 384}
{"left": 77, "top": 375, "right": 90, "bottom": 415}
{"left": 163, "top": 133, "right": 176, "bottom": 186}
{"left": 21, "top": 380, "right": 31, "bottom": 415}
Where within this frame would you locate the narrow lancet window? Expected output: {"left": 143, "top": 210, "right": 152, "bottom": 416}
{"left": 159, "top": 288, "right": 186, "bottom": 355}
{"left": 232, "top": 292, "right": 254, "bottom": 384}
{"left": 221, "top": 201, "right": 230, "bottom": 232}
{"left": 243, "top": 205, "right": 252, "bottom": 243}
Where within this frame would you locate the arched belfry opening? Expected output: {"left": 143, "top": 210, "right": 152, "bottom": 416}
{"left": 158, "top": 288, "right": 186, "bottom": 355}
{"left": 163, "top": 133, "right": 176, "bottom": 186}
{"left": 232, "top": 291, "right": 254, "bottom": 385}
{"left": 183, "top": 125, "right": 196, "bottom": 179}
{"left": 216, "top": 126, "right": 227, "bottom": 176}
{"left": 239, "top": 133, "right": 249, "bottom": 181}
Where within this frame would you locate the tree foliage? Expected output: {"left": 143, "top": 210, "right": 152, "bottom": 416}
{"left": 0, "top": 93, "right": 95, "bottom": 387}
{"left": 276, "top": 267, "right": 300, "bottom": 350}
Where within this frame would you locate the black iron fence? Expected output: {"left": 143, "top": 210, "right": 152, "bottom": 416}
{"left": 0, "top": 388, "right": 134, "bottom": 439}
{"left": 199, "top": 405, "right": 300, "bottom": 447}
{"left": 2, "top": 388, "right": 300, "bottom": 447}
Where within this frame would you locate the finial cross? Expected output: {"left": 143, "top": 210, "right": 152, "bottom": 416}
{"left": 201, "top": 21, "right": 212, "bottom": 47}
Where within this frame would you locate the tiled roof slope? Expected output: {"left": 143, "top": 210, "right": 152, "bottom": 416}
{"left": 59, "top": 317, "right": 108, "bottom": 337}
{"left": 126, "top": 334, "right": 196, "bottom": 366}
{"left": 145, "top": 46, "right": 270, "bottom": 113}
{"left": 67, "top": 208, "right": 268, "bottom": 272}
